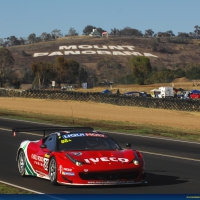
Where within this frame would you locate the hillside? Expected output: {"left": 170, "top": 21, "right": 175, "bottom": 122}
{"left": 7, "top": 36, "right": 200, "bottom": 81}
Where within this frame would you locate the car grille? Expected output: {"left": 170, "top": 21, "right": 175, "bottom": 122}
{"left": 79, "top": 171, "right": 139, "bottom": 180}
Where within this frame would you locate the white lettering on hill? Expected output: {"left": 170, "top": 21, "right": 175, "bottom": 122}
{"left": 33, "top": 45, "right": 158, "bottom": 58}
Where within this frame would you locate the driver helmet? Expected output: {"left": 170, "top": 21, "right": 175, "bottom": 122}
{"left": 87, "top": 137, "right": 99, "bottom": 147}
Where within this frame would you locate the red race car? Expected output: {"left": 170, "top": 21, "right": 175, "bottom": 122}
{"left": 14, "top": 127, "right": 147, "bottom": 186}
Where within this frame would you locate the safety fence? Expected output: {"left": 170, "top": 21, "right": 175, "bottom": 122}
{"left": 0, "top": 88, "right": 200, "bottom": 112}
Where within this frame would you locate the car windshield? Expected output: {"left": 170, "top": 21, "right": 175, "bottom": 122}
{"left": 58, "top": 134, "right": 122, "bottom": 151}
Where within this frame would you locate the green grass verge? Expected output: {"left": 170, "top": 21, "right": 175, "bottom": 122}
{"left": 0, "top": 183, "right": 34, "bottom": 194}
{"left": 1, "top": 107, "right": 200, "bottom": 194}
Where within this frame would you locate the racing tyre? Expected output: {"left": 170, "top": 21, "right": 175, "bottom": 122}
{"left": 49, "top": 157, "right": 58, "bottom": 185}
{"left": 17, "top": 149, "right": 26, "bottom": 176}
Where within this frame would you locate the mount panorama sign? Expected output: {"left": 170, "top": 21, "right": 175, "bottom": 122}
{"left": 33, "top": 45, "right": 158, "bottom": 58}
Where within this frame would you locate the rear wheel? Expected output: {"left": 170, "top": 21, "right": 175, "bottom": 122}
{"left": 17, "top": 150, "right": 26, "bottom": 176}
{"left": 49, "top": 157, "right": 58, "bottom": 185}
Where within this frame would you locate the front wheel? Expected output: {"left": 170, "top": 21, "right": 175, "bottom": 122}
{"left": 17, "top": 149, "right": 26, "bottom": 176}
{"left": 49, "top": 157, "right": 58, "bottom": 185}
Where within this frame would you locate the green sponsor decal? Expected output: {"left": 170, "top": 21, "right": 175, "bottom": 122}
{"left": 21, "top": 141, "right": 37, "bottom": 176}
{"left": 25, "top": 160, "right": 37, "bottom": 176}
{"left": 22, "top": 142, "right": 28, "bottom": 150}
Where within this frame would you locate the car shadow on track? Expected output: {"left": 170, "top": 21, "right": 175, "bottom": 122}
{"left": 143, "top": 172, "right": 188, "bottom": 187}
{"left": 66, "top": 172, "right": 188, "bottom": 189}
{"left": 21, "top": 171, "right": 188, "bottom": 189}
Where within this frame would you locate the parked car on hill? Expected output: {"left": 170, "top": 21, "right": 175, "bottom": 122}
{"left": 124, "top": 91, "right": 147, "bottom": 97}
{"left": 190, "top": 90, "right": 200, "bottom": 99}
{"left": 101, "top": 89, "right": 112, "bottom": 94}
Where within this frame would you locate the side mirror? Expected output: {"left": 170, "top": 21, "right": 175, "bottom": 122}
{"left": 40, "top": 144, "right": 47, "bottom": 148}
{"left": 126, "top": 143, "right": 131, "bottom": 149}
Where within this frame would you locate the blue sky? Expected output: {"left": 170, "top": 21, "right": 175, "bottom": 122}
{"left": 0, "top": 0, "right": 200, "bottom": 39}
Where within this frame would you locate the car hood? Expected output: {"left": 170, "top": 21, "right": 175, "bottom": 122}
{"left": 59, "top": 150, "right": 136, "bottom": 165}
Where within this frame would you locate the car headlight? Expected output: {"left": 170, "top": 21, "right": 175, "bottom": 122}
{"left": 133, "top": 160, "right": 139, "bottom": 165}
{"left": 132, "top": 152, "right": 140, "bottom": 165}
{"left": 75, "top": 161, "right": 83, "bottom": 166}
{"left": 66, "top": 154, "right": 83, "bottom": 166}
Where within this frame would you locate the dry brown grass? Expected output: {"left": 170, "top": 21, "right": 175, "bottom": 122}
{"left": 1, "top": 97, "right": 200, "bottom": 134}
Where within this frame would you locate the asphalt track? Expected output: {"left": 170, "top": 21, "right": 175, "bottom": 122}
{"left": 0, "top": 117, "right": 200, "bottom": 194}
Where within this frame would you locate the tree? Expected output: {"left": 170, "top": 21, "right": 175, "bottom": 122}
{"left": 31, "top": 62, "right": 42, "bottom": 88}
{"left": 55, "top": 57, "right": 80, "bottom": 85}
{"left": 79, "top": 67, "right": 88, "bottom": 85}
{"left": 144, "top": 29, "right": 154, "bottom": 37}
{"left": 10, "top": 71, "right": 21, "bottom": 89}
{"left": 82, "top": 25, "right": 96, "bottom": 35}
{"left": 5, "top": 36, "right": 20, "bottom": 46}
{"left": 129, "top": 56, "right": 152, "bottom": 85}
{"left": 64, "top": 59, "right": 80, "bottom": 84}
{"left": 177, "top": 32, "right": 189, "bottom": 38}
{"left": 27, "top": 33, "right": 36, "bottom": 44}
{"left": 164, "top": 30, "right": 175, "bottom": 37}
{"left": 147, "top": 69, "right": 174, "bottom": 84}
{"left": 41, "top": 62, "right": 57, "bottom": 87}
{"left": 185, "top": 66, "right": 200, "bottom": 80}
{"left": 0, "top": 38, "right": 4, "bottom": 46}
{"left": 67, "top": 28, "right": 78, "bottom": 36}
{"left": 21, "top": 68, "right": 35, "bottom": 84}
{"left": 19, "top": 37, "right": 27, "bottom": 45}
{"left": 31, "top": 62, "right": 57, "bottom": 89}
{"left": 0, "top": 48, "right": 14, "bottom": 87}
{"left": 110, "top": 28, "right": 120, "bottom": 35}
{"left": 194, "top": 25, "right": 200, "bottom": 37}
{"left": 40, "top": 32, "right": 48, "bottom": 41}
{"left": 40, "top": 32, "right": 52, "bottom": 41}
{"left": 55, "top": 56, "right": 65, "bottom": 86}
{"left": 51, "top": 29, "right": 62, "bottom": 39}
{"left": 119, "top": 27, "right": 143, "bottom": 37}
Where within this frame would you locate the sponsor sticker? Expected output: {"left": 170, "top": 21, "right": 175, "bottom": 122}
{"left": 62, "top": 172, "right": 75, "bottom": 176}
{"left": 88, "top": 180, "right": 134, "bottom": 184}
{"left": 84, "top": 157, "right": 129, "bottom": 163}
{"left": 31, "top": 154, "right": 44, "bottom": 162}
{"left": 62, "top": 132, "right": 106, "bottom": 139}
{"left": 61, "top": 138, "right": 72, "bottom": 143}
{"left": 43, "top": 158, "right": 49, "bottom": 171}
{"left": 85, "top": 133, "right": 107, "bottom": 138}
{"left": 62, "top": 133, "right": 85, "bottom": 139}
{"left": 59, "top": 165, "right": 63, "bottom": 174}
{"left": 44, "top": 154, "right": 50, "bottom": 158}
{"left": 63, "top": 168, "right": 72, "bottom": 171}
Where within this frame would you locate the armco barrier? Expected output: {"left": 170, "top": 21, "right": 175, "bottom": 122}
{"left": 0, "top": 88, "right": 200, "bottom": 112}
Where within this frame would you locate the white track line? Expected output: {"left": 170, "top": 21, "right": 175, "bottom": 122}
{"left": 1, "top": 127, "right": 200, "bottom": 162}
{"left": 1, "top": 116, "right": 200, "bottom": 145}
{"left": 0, "top": 180, "right": 66, "bottom": 199}
{"left": 0, "top": 180, "right": 43, "bottom": 194}
{"left": 140, "top": 150, "right": 200, "bottom": 162}
{"left": 105, "top": 130, "right": 200, "bottom": 145}
{"left": 0, "top": 127, "right": 41, "bottom": 136}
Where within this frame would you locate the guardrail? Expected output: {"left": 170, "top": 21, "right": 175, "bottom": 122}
{"left": 0, "top": 88, "right": 200, "bottom": 112}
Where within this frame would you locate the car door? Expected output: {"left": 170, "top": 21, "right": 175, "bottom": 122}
{"left": 35, "top": 134, "right": 57, "bottom": 174}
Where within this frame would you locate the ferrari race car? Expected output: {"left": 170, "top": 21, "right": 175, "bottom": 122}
{"left": 14, "top": 127, "right": 147, "bottom": 186}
